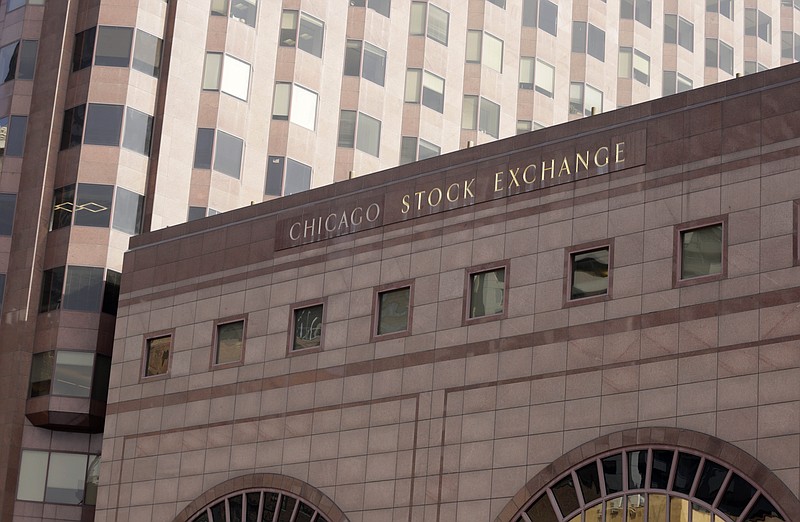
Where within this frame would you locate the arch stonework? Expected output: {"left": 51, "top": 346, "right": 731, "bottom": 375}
{"left": 495, "top": 427, "right": 800, "bottom": 522}
{"left": 171, "top": 473, "right": 349, "bottom": 522}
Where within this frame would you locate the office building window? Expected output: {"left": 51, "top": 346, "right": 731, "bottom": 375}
{"left": 519, "top": 57, "right": 534, "bottom": 89}
{"left": 516, "top": 120, "right": 532, "bottom": 134}
{"left": 619, "top": 47, "right": 650, "bottom": 85}
{"left": 112, "top": 187, "right": 144, "bottom": 235}
{"left": 29, "top": 351, "right": 53, "bottom": 397}
{"left": 5, "top": 115, "right": 28, "bottom": 156}
{"left": 272, "top": 83, "right": 318, "bottom": 130}
{"left": 620, "top": 0, "right": 651, "bottom": 27}
{"left": 144, "top": 335, "right": 171, "bottom": 377}
{"left": 280, "top": 11, "right": 324, "bottom": 58}
{"left": 39, "top": 266, "right": 65, "bottom": 313}
{"left": 7, "top": 0, "right": 44, "bottom": 10}
{"left": 572, "top": 22, "right": 605, "bottom": 61}
{"left": 72, "top": 27, "right": 96, "bottom": 71}
{"left": 187, "top": 206, "right": 210, "bottom": 221}
{"left": 265, "top": 156, "right": 312, "bottom": 196}
{"left": 292, "top": 303, "right": 323, "bottom": 350}
{"left": 203, "top": 53, "right": 251, "bottom": 101}
{"left": 468, "top": 267, "right": 505, "bottom": 319}
{"left": 211, "top": 0, "right": 257, "bottom": 27}
{"left": 0, "top": 193, "right": 15, "bottom": 236}
{"left": 400, "top": 137, "right": 440, "bottom": 164}
{"left": 466, "top": 30, "right": 504, "bottom": 72}
{"left": 84, "top": 103, "right": 123, "bottom": 146}
{"left": 122, "top": 107, "right": 154, "bottom": 156}
{"left": 60, "top": 104, "right": 86, "bottom": 150}
{"left": 705, "top": 38, "right": 734, "bottom": 75}
{"left": 782, "top": 0, "right": 800, "bottom": 8}
{"left": 132, "top": 30, "right": 162, "bottom": 77}
{"left": 193, "top": 128, "right": 214, "bottom": 169}
{"left": 662, "top": 71, "right": 693, "bottom": 96}
{"left": 73, "top": 183, "right": 113, "bottom": 227}
{"left": 488, "top": 0, "right": 505, "bottom": 7}
{"left": 569, "top": 247, "right": 610, "bottom": 300}
{"left": 214, "top": 130, "right": 244, "bottom": 179}
{"left": 569, "top": 82, "right": 602, "bottom": 116}
{"left": 404, "top": 69, "right": 445, "bottom": 113}
{"left": 522, "top": 0, "right": 558, "bottom": 35}
{"left": 344, "top": 40, "right": 387, "bottom": 86}
{"left": 0, "top": 39, "right": 38, "bottom": 82}
{"left": 410, "top": 2, "right": 449, "bottom": 45}
{"left": 707, "top": 0, "right": 734, "bottom": 20}
{"left": 745, "top": 9, "right": 771, "bottom": 43}
{"left": 338, "top": 111, "right": 381, "bottom": 157}
{"left": 679, "top": 223, "right": 724, "bottom": 281}
{"left": 781, "top": 32, "right": 800, "bottom": 60}
{"left": 534, "top": 59, "right": 555, "bottom": 97}
{"left": 376, "top": 286, "right": 411, "bottom": 336}
{"left": 215, "top": 319, "right": 245, "bottom": 365}
{"left": 351, "top": 0, "right": 391, "bottom": 17}
{"left": 28, "top": 350, "right": 106, "bottom": 399}
{"left": 63, "top": 266, "right": 104, "bottom": 312}
{"left": 664, "top": 15, "right": 694, "bottom": 51}
{"left": 95, "top": 26, "right": 133, "bottom": 67}
{"left": 461, "top": 96, "right": 500, "bottom": 138}
{"left": 102, "top": 269, "right": 121, "bottom": 315}
{"left": 16, "top": 450, "right": 99, "bottom": 505}
{"left": 743, "top": 61, "right": 767, "bottom": 75}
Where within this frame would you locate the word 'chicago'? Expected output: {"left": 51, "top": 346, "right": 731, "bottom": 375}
{"left": 289, "top": 203, "right": 381, "bottom": 241}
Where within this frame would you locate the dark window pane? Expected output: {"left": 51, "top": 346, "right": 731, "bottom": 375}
{"left": 45, "top": 452, "right": 88, "bottom": 504}
{"left": 18, "top": 40, "right": 37, "bottom": 79}
{"left": 571, "top": 248, "right": 609, "bottom": 299}
{"left": 261, "top": 492, "right": 279, "bottom": 521}
{"left": 525, "top": 494, "right": 558, "bottom": 522}
{"left": 539, "top": 0, "right": 558, "bottom": 35}
{"left": 572, "top": 21, "right": 586, "bottom": 52}
{"left": 6, "top": 115, "right": 27, "bottom": 156}
{"left": 368, "top": 0, "right": 390, "bottom": 16}
{"left": 29, "top": 351, "right": 54, "bottom": 397}
{"left": 0, "top": 193, "right": 16, "bottom": 235}
{"left": 672, "top": 452, "right": 701, "bottom": 494}
{"left": 621, "top": 0, "right": 634, "bottom": 18}
{"left": 112, "top": 187, "right": 144, "bottom": 235}
{"left": 284, "top": 159, "right": 311, "bottom": 196}
{"left": 194, "top": 128, "right": 214, "bottom": 169}
{"left": 551, "top": 475, "right": 579, "bottom": 518}
{"left": 229, "top": 494, "right": 243, "bottom": 522}
{"left": 63, "top": 266, "right": 104, "bottom": 311}
{"left": 664, "top": 14, "right": 677, "bottom": 43}
{"left": 576, "top": 462, "right": 602, "bottom": 504}
{"left": 95, "top": 26, "right": 133, "bottom": 67}
{"left": 277, "top": 495, "right": 296, "bottom": 522}
{"left": 39, "top": 266, "right": 65, "bottom": 312}
{"left": 742, "top": 495, "right": 785, "bottom": 522}
{"left": 84, "top": 455, "right": 101, "bottom": 505}
{"left": 60, "top": 104, "right": 86, "bottom": 150}
{"left": 362, "top": 43, "right": 386, "bottom": 86}
{"left": 279, "top": 11, "right": 298, "bottom": 47}
{"left": 265, "top": 156, "right": 285, "bottom": 196}
{"left": 681, "top": 224, "right": 722, "bottom": 279}
{"left": 294, "top": 304, "right": 323, "bottom": 350}
{"left": 602, "top": 453, "right": 623, "bottom": 494}
{"left": 587, "top": 24, "right": 605, "bottom": 61}
{"left": 210, "top": 501, "right": 225, "bottom": 522}
{"left": 522, "top": 0, "right": 537, "bottom": 27}
{"left": 102, "top": 269, "right": 121, "bottom": 315}
{"left": 72, "top": 27, "right": 96, "bottom": 71}
{"left": 53, "top": 350, "right": 94, "bottom": 397}
{"left": 231, "top": 0, "right": 257, "bottom": 27}
{"left": 74, "top": 183, "right": 113, "bottom": 227}
{"left": 145, "top": 336, "right": 171, "bottom": 376}
{"left": 356, "top": 113, "right": 381, "bottom": 156}
{"left": 91, "top": 355, "right": 111, "bottom": 402}
{"left": 214, "top": 130, "right": 243, "bottom": 179}
{"left": 718, "top": 473, "right": 757, "bottom": 519}
{"left": 245, "top": 492, "right": 261, "bottom": 522}
{"left": 187, "top": 206, "right": 206, "bottom": 221}
{"left": 635, "top": 0, "right": 651, "bottom": 26}
{"left": 216, "top": 320, "right": 244, "bottom": 364}
{"left": 297, "top": 14, "right": 324, "bottom": 57}
{"left": 418, "top": 139, "right": 439, "bottom": 159}
{"left": 132, "top": 30, "right": 162, "bottom": 77}
{"left": 470, "top": 268, "right": 504, "bottom": 318}
{"left": 337, "top": 110, "right": 357, "bottom": 148}
{"left": 378, "top": 287, "right": 409, "bottom": 335}
{"left": 343, "top": 40, "right": 362, "bottom": 76}
{"left": 296, "top": 502, "right": 314, "bottom": 522}
{"left": 0, "top": 41, "right": 19, "bottom": 83}
{"left": 695, "top": 460, "right": 728, "bottom": 505}
{"left": 628, "top": 450, "right": 647, "bottom": 489}
{"left": 122, "top": 107, "right": 153, "bottom": 156}
{"left": 84, "top": 103, "right": 123, "bottom": 146}
{"left": 51, "top": 184, "right": 76, "bottom": 230}
{"left": 400, "top": 137, "right": 416, "bottom": 164}
{"left": 650, "top": 450, "right": 673, "bottom": 489}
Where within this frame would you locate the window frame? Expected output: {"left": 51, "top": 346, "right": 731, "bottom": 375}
{"left": 211, "top": 316, "right": 247, "bottom": 368}
{"left": 564, "top": 241, "right": 614, "bottom": 306}
{"left": 674, "top": 216, "right": 727, "bottom": 287}
{"left": 288, "top": 299, "right": 326, "bottom": 355}
{"left": 337, "top": 110, "right": 381, "bottom": 157}
{"left": 140, "top": 330, "right": 174, "bottom": 381}
{"left": 371, "top": 281, "right": 414, "bottom": 341}
{"left": 279, "top": 10, "right": 325, "bottom": 58}
{"left": 410, "top": 2, "right": 449, "bottom": 46}
{"left": 463, "top": 261, "right": 509, "bottom": 326}
{"left": 16, "top": 449, "right": 99, "bottom": 506}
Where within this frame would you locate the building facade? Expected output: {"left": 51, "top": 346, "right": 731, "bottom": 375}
{"left": 74, "top": 66, "right": 800, "bottom": 522}
{"left": 2, "top": 1, "right": 800, "bottom": 521}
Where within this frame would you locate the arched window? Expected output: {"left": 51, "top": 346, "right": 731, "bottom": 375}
{"left": 190, "top": 488, "right": 330, "bottom": 522}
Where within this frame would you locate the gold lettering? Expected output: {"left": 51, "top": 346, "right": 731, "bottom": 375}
{"left": 541, "top": 159, "right": 555, "bottom": 180}
{"left": 494, "top": 172, "right": 504, "bottom": 192}
{"left": 401, "top": 194, "right": 411, "bottom": 214}
{"left": 338, "top": 212, "right": 348, "bottom": 230}
{"left": 428, "top": 187, "right": 442, "bottom": 207}
{"left": 289, "top": 222, "right": 301, "bottom": 241}
{"left": 325, "top": 213, "right": 338, "bottom": 232}
{"left": 575, "top": 151, "right": 589, "bottom": 172}
{"left": 558, "top": 157, "right": 572, "bottom": 177}
{"left": 447, "top": 183, "right": 460, "bottom": 202}
{"left": 415, "top": 191, "right": 426, "bottom": 211}
{"left": 463, "top": 178, "right": 475, "bottom": 199}
{"left": 522, "top": 164, "right": 537, "bottom": 184}
{"left": 508, "top": 168, "right": 520, "bottom": 188}
{"left": 594, "top": 147, "right": 609, "bottom": 167}
{"left": 615, "top": 142, "right": 625, "bottom": 163}
{"left": 350, "top": 207, "right": 363, "bottom": 226}
{"left": 366, "top": 203, "right": 381, "bottom": 222}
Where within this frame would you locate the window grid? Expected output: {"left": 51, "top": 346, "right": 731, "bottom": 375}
{"left": 188, "top": 489, "right": 330, "bottom": 522}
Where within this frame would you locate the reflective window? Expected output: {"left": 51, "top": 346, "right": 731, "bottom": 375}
{"left": 0, "top": 42, "right": 17, "bottom": 82}
{"left": 72, "top": 27, "right": 96, "bottom": 71}
{"left": 745, "top": 8, "right": 771, "bottom": 43}
{"left": 16, "top": 451, "right": 49, "bottom": 502}
{"left": 404, "top": 69, "right": 445, "bottom": 113}
{"left": 193, "top": 128, "right": 214, "bottom": 169}
{"left": 52, "top": 350, "right": 95, "bottom": 397}
{"left": 145, "top": 335, "right": 171, "bottom": 377}
{"left": 680, "top": 223, "right": 723, "bottom": 280}
{"left": 706, "top": 0, "right": 734, "bottom": 19}
{"left": 293, "top": 304, "right": 323, "bottom": 350}
{"left": 461, "top": 95, "right": 478, "bottom": 130}
{"left": 570, "top": 247, "right": 609, "bottom": 300}
{"left": 410, "top": 2, "right": 449, "bottom": 45}
{"left": 516, "top": 120, "right": 532, "bottom": 135}
{"left": 73, "top": 183, "right": 113, "bottom": 227}
{"left": 337, "top": 110, "right": 357, "bottom": 148}
{"left": 95, "top": 26, "right": 133, "bottom": 67}
{"left": 211, "top": 0, "right": 258, "bottom": 27}
{"left": 377, "top": 287, "right": 410, "bottom": 336}
{"left": 189, "top": 490, "right": 331, "bottom": 522}
{"left": 187, "top": 206, "right": 208, "bottom": 221}
{"left": 84, "top": 103, "right": 123, "bottom": 146}
{"left": 535, "top": 59, "right": 555, "bottom": 97}
{"left": 132, "top": 30, "right": 162, "bottom": 77}
{"left": 50, "top": 185, "right": 75, "bottom": 230}
{"left": 29, "top": 351, "right": 53, "bottom": 397}
{"left": 466, "top": 31, "right": 503, "bottom": 72}
{"left": 519, "top": 57, "right": 534, "bottom": 89}
{"left": 0, "top": 193, "right": 16, "bottom": 235}
{"left": 663, "top": 70, "right": 692, "bottom": 96}
{"left": 464, "top": 96, "right": 501, "bottom": 138}
{"left": 344, "top": 40, "right": 386, "bottom": 86}
{"left": 744, "top": 61, "right": 767, "bottom": 75}
{"left": 204, "top": 53, "right": 251, "bottom": 101}
{"left": 18, "top": 450, "right": 97, "bottom": 505}
{"left": 572, "top": 22, "right": 605, "bottom": 61}
{"left": 0, "top": 40, "right": 38, "bottom": 82}
{"left": 6, "top": 115, "right": 28, "bottom": 156}
{"left": 63, "top": 266, "right": 104, "bottom": 311}
{"left": 279, "top": 11, "right": 324, "bottom": 58}
{"left": 60, "top": 104, "right": 86, "bottom": 150}
{"left": 122, "top": 107, "right": 153, "bottom": 156}
{"left": 39, "top": 266, "right": 65, "bottom": 313}
{"left": 664, "top": 15, "right": 694, "bottom": 51}
{"left": 202, "top": 52, "right": 222, "bottom": 90}
{"left": 705, "top": 38, "right": 734, "bottom": 74}
{"left": 569, "top": 82, "right": 603, "bottom": 116}
{"left": 338, "top": 111, "right": 381, "bottom": 157}
{"left": 400, "top": 137, "right": 440, "bottom": 164}
{"left": 265, "top": 156, "right": 312, "bottom": 196}
{"left": 112, "top": 187, "right": 144, "bottom": 235}
{"left": 621, "top": 0, "right": 651, "bottom": 26}
{"left": 469, "top": 267, "right": 505, "bottom": 318}
{"left": 618, "top": 47, "right": 650, "bottom": 85}
{"left": 488, "top": 0, "right": 505, "bottom": 7}
{"left": 521, "top": 0, "right": 558, "bottom": 35}
{"left": 213, "top": 130, "right": 243, "bottom": 178}
{"left": 215, "top": 320, "right": 244, "bottom": 364}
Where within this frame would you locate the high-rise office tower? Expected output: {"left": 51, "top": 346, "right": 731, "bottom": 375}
{"left": 0, "top": 0, "right": 798, "bottom": 520}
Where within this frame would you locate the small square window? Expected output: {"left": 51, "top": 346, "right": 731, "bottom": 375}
{"left": 376, "top": 286, "right": 411, "bottom": 337}
{"left": 215, "top": 319, "right": 245, "bottom": 365}
{"left": 468, "top": 266, "right": 506, "bottom": 319}
{"left": 570, "top": 247, "right": 610, "bottom": 300}
{"left": 144, "top": 335, "right": 171, "bottom": 377}
{"left": 679, "top": 223, "right": 723, "bottom": 280}
{"left": 292, "top": 304, "right": 323, "bottom": 351}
